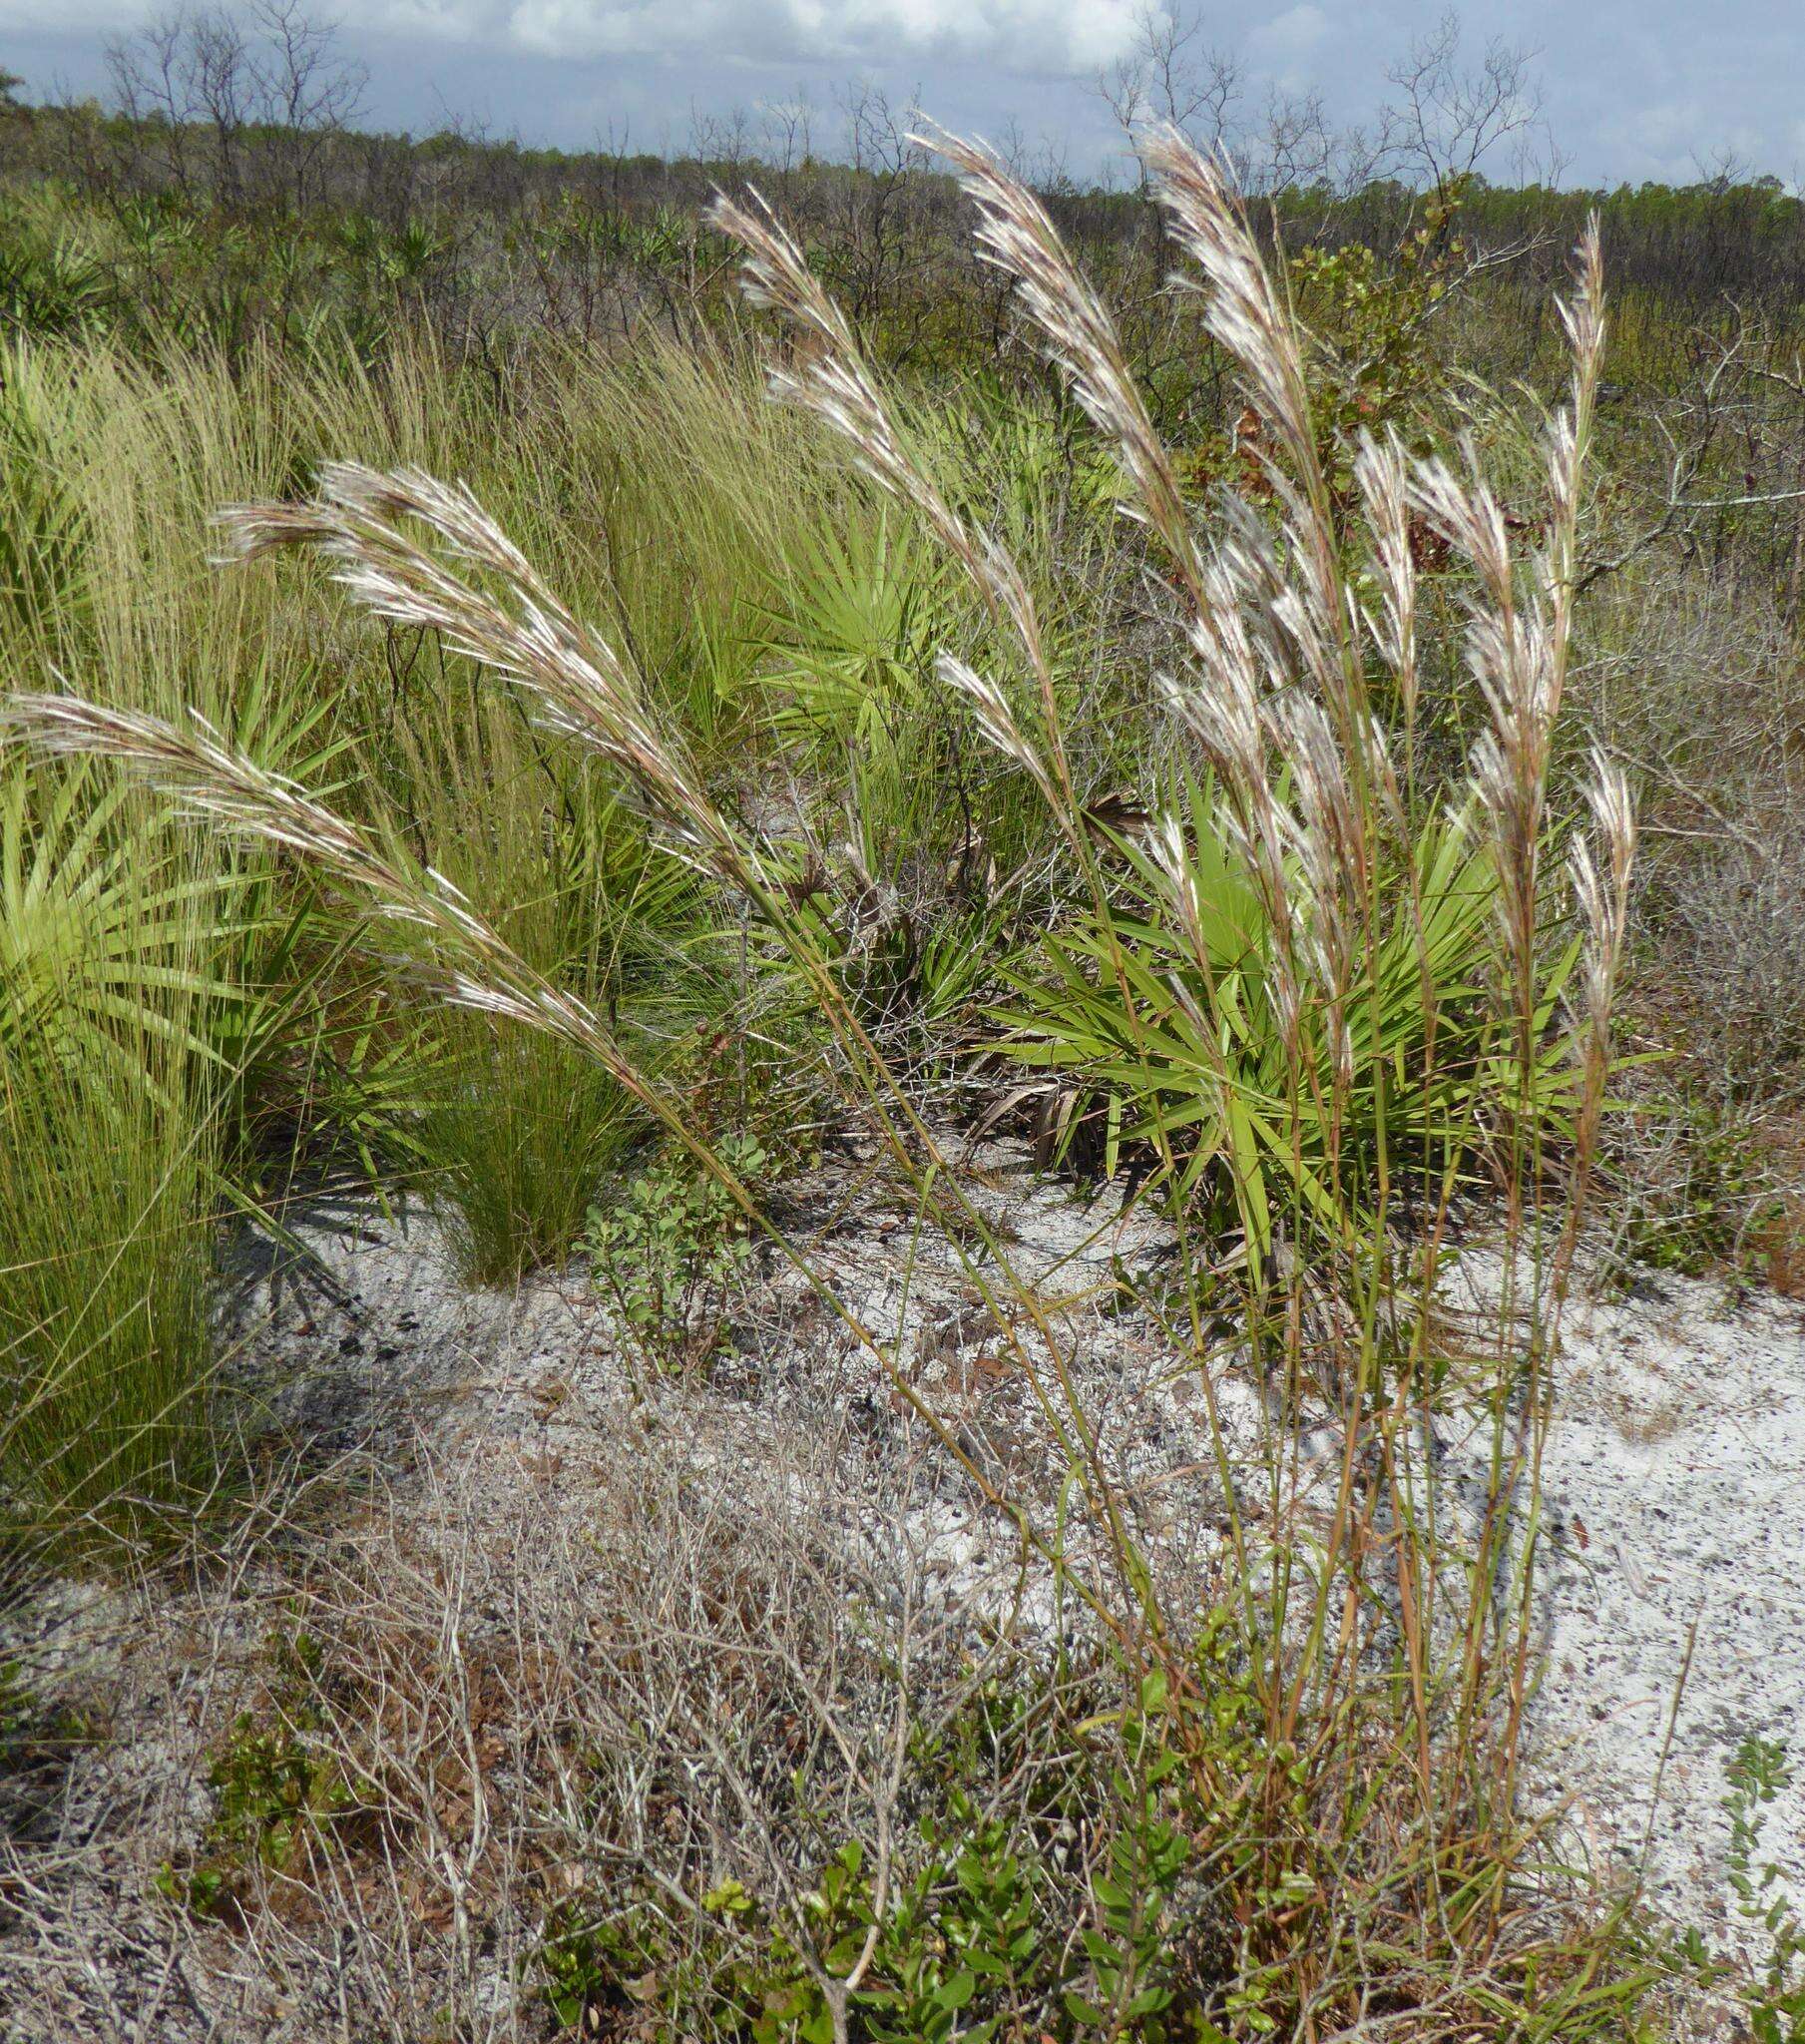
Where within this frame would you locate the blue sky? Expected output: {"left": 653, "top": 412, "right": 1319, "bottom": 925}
{"left": 5, "top": 0, "right": 1800, "bottom": 189}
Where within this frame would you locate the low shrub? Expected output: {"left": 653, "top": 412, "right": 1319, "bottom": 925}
{"left": 586, "top": 1133, "right": 768, "bottom": 1369}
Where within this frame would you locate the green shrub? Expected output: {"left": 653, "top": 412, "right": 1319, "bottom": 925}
{"left": 536, "top": 1672, "right": 1212, "bottom": 2043}
{"left": 156, "top": 1624, "right": 362, "bottom": 1920}
{"left": 1724, "top": 1737, "right": 1805, "bottom": 2043}
{"left": 585, "top": 1134, "right": 767, "bottom": 1369}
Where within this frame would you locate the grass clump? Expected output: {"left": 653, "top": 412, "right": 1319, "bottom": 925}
{"left": 392, "top": 716, "right": 657, "bottom": 1287}
{"left": 0, "top": 756, "right": 241, "bottom": 1544}
{"left": 0, "top": 1045, "right": 222, "bottom": 1541}
{"left": 421, "top": 1025, "right": 643, "bottom": 1287}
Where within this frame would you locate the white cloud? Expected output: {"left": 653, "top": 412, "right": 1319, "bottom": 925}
{"left": 1250, "top": 3, "right": 1328, "bottom": 63}
{"left": 15, "top": 0, "right": 1805, "bottom": 189}
{"left": 362, "top": 0, "right": 493, "bottom": 42}
{"left": 1245, "top": 2, "right": 1332, "bottom": 94}
{"left": 356, "top": 0, "right": 1143, "bottom": 70}
{"left": 0, "top": 0, "right": 145, "bottom": 27}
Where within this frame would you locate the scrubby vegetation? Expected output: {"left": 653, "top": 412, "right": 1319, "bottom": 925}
{"left": 4, "top": 13, "right": 1805, "bottom": 2040}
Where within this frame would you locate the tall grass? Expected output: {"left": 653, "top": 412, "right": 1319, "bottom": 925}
{"left": 0, "top": 1039, "right": 221, "bottom": 1541}
{"left": 0, "top": 780, "right": 231, "bottom": 1543}
{"left": 0, "top": 322, "right": 988, "bottom": 1515}
{"left": 3, "top": 117, "right": 1657, "bottom": 2035}
{"left": 712, "top": 139, "right": 1626, "bottom": 1956}
{"left": 389, "top": 689, "right": 698, "bottom": 1283}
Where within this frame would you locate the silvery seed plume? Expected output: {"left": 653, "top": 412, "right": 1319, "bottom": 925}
{"left": 1363, "top": 712, "right": 1404, "bottom": 826}
{"left": 1569, "top": 749, "right": 1635, "bottom": 1036}
{"left": 1543, "top": 408, "right": 1583, "bottom": 566}
{"left": 1145, "top": 809, "right": 1215, "bottom": 980}
{"left": 1408, "top": 444, "right": 1569, "bottom": 996}
{"left": 1558, "top": 219, "right": 1606, "bottom": 429}
{"left": 217, "top": 464, "right": 755, "bottom": 893}
{"left": 1143, "top": 127, "right": 1374, "bottom": 732}
{"left": 1545, "top": 223, "right": 1606, "bottom": 654}
{"left": 917, "top": 122, "right": 1207, "bottom": 617}
{"left": 1268, "top": 693, "right": 1360, "bottom": 1094}
{"left": 1172, "top": 499, "right": 1307, "bottom": 765}
{"left": 1471, "top": 690, "right": 1557, "bottom": 1017}
{"left": 1407, "top": 443, "right": 1515, "bottom": 609}
{"left": 708, "top": 184, "right": 1075, "bottom": 808}
{"left": 1270, "top": 573, "right": 1343, "bottom": 708}
{"left": 1464, "top": 599, "right": 1557, "bottom": 792}
{"left": 707, "top": 189, "right": 1027, "bottom": 629}
{"left": 1141, "top": 129, "right": 1318, "bottom": 499}
{"left": 1354, "top": 430, "right": 1419, "bottom": 730}
{"left": 1211, "top": 496, "right": 1297, "bottom": 693}
{"left": 935, "top": 654, "right": 1056, "bottom": 804}
{"left": 1273, "top": 692, "right": 1366, "bottom": 909}
{"left": 1164, "top": 627, "right": 1261, "bottom": 787}
{"left": 1567, "top": 749, "right": 1635, "bottom": 1182}
{"left": 1157, "top": 625, "right": 1295, "bottom": 943}
{"left": 1585, "top": 745, "right": 1635, "bottom": 904}
{"left": 0, "top": 693, "right": 650, "bottom": 1099}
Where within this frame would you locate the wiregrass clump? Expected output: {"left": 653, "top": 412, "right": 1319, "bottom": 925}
{"left": 0, "top": 1056, "right": 221, "bottom": 1542}
{"left": 4, "top": 123, "right": 1653, "bottom": 2038}
{"left": 0, "top": 922, "right": 227, "bottom": 1542}
{"left": 0, "top": 746, "right": 258, "bottom": 1544}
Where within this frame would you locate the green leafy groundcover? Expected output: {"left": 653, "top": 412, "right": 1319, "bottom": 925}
{"left": 537, "top": 1675, "right": 1234, "bottom": 2043}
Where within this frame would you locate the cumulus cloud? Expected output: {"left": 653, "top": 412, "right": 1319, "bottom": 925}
{"left": 1250, "top": 4, "right": 1329, "bottom": 63}
{"left": 358, "top": 0, "right": 1144, "bottom": 70}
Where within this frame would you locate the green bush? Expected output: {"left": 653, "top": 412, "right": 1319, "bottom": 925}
{"left": 536, "top": 1672, "right": 1215, "bottom": 2043}
{"left": 585, "top": 1134, "right": 767, "bottom": 1369}
{"left": 1724, "top": 1737, "right": 1805, "bottom": 2044}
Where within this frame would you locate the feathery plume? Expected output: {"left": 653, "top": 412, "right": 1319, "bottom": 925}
{"left": 1406, "top": 443, "right": 1515, "bottom": 609}
{"left": 707, "top": 189, "right": 1029, "bottom": 627}
{"left": 218, "top": 463, "right": 756, "bottom": 892}
{"left": 1566, "top": 746, "right": 1635, "bottom": 1209}
{"left": 934, "top": 654, "right": 1057, "bottom": 804}
{"left": 707, "top": 185, "right": 1080, "bottom": 820}
{"left": 0, "top": 693, "right": 649, "bottom": 1097}
{"left": 916, "top": 123, "right": 1207, "bottom": 615}
{"left": 1545, "top": 218, "right": 1606, "bottom": 707}
{"left": 1569, "top": 748, "right": 1635, "bottom": 1037}
{"left": 1144, "top": 126, "right": 1379, "bottom": 744}
{"left": 1141, "top": 130, "right": 1318, "bottom": 503}
{"left": 1354, "top": 430, "right": 1419, "bottom": 738}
